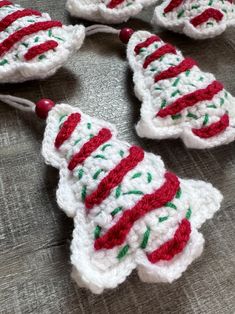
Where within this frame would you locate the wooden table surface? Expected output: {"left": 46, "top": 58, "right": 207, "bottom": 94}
{"left": 0, "top": 0, "right": 235, "bottom": 313}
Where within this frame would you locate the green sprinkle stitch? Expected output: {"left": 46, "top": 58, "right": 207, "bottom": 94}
{"left": 59, "top": 114, "right": 67, "bottom": 122}
{"left": 171, "top": 90, "right": 180, "bottom": 97}
{"left": 77, "top": 168, "right": 84, "bottom": 180}
{"left": 87, "top": 122, "right": 91, "bottom": 129}
{"left": 123, "top": 190, "right": 144, "bottom": 196}
{"left": 159, "top": 216, "right": 168, "bottom": 223}
{"left": 39, "top": 55, "right": 46, "bottom": 60}
{"left": 140, "top": 226, "right": 151, "bottom": 249}
{"left": 111, "top": 206, "right": 123, "bottom": 216}
{"left": 48, "top": 29, "right": 52, "bottom": 37}
{"left": 186, "top": 207, "right": 192, "bottom": 220}
{"left": 220, "top": 98, "right": 225, "bottom": 106}
{"left": 93, "top": 154, "right": 107, "bottom": 160}
{"left": 131, "top": 172, "right": 142, "bottom": 179}
{"left": 52, "top": 35, "right": 65, "bottom": 42}
{"left": 94, "top": 226, "right": 101, "bottom": 239}
{"left": 21, "top": 42, "right": 29, "bottom": 48}
{"left": 173, "top": 77, "right": 180, "bottom": 87}
{"left": 177, "top": 9, "right": 185, "bottom": 18}
{"left": 117, "top": 244, "right": 130, "bottom": 260}
{"left": 73, "top": 138, "right": 81, "bottom": 146}
{"left": 176, "top": 188, "right": 182, "bottom": 199}
{"left": 93, "top": 169, "right": 103, "bottom": 180}
{"left": 187, "top": 112, "right": 198, "bottom": 119}
{"left": 147, "top": 172, "right": 152, "bottom": 183}
{"left": 185, "top": 70, "right": 191, "bottom": 77}
{"left": 101, "top": 144, "right": 112, "bottom": 151}
{"left": 119, "top": 150, "right": 124, "bottom": 157}
{"left": 171, "top": 114, "right": 182, "bottom": 120}
{"left": 34, "top": 36, "right": 39, "bottom": 43}
{"left": 203, "top": 114, "right": 209, "bottom": 126}
{"left": 115, "top": 185, "right": 122, "bottom": 198}
{"left": 166, "top": 202, "right": 177, "bottom": 210}
{"left": 81, "top": 185, "right": 87, "bottom": 202}
{"left": 0, "top": 59, "right": 8, "bottom": 66}
{"left": 207, "top": 104, "right": 217, "bottom": 109}
{"left": 161, "top": 99, "right": 167, "bottom": 108}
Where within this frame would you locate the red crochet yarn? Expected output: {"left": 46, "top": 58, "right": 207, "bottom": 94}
{"left": 147, "top": 219, "right": 191, "bottom": 263}
{"left": 94, "top": 172, "right": 180, "bottom": 250}
{"left": 107, "top": 0, "right": 125, "bottom": 9}
{"left": 55, "top": 113, "right": 81, "bottom": 149}
{"left": 0, "top": 9, "right": 41, "bottom": 32}
{"left": 164, "top": 0, "right": 184, "bottom": 13}
{"left": 192, "top": 114, "right": 229, "bottom": 139}
{"left": 157, "top": 80, "right": 224, "bottom": 118}
{"left": 24, "top": 40, "right": 58, "bottom": 60}
{"left": 68, "top": 128, "right": 112, "bottom": 171}
{"left": 143, "top": 44, "right": 177, "bottom": 69}
{"left": 154, "top": 58, "right": 197, "bottom": 82}
{"left": 0, "top": 21, "right": 62, "bottom": 57}
{"left": 190, "top": 8, "right": 223, "bottom": 27}
{"left": 134, "top": 35, "right": 161, "bottom": 54}
{"left": 85, "top": 146, "right": 144, "bottom": 210}
{"left": 0, "top": 1, "right": 12, "bottom": 8}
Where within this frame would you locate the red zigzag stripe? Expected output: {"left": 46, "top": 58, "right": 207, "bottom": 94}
{"left": 85, "top": 146, "right": 144, "bottom": 210}
{"left": 0, "top": 1, "right": 12, "bottom": 8}
{"left": 107, "top": 0, "right": 125, "bottom": 9}
{"left": 192, "top": 113, "right": 229, "bottom": 139}
{"left": 155, "top": 58, "right": 197, "bottom": 82}
{"left": 143, "top": 44, "right": 177, "bottom": 69}
{"left": 94, "top": 172, "right": 180, "bottom": 250}
{"left": 164, "top": 0, "right": 184, "bottom": 13}
{"left": 0, "top": 9, "right": 41, "bottom": 32}
{"left": 135, "top": 35, "right": 161, "bottom": 54}
{"left": 190, "top": 8, "right": 223, "bottom": 27}
{"left": 147, "top": 218, "right": 191, "bottom": 263}
{"left": 68, "top": 128, "right": 112, "bottom": 171}
{"left": 55, "top": 113, "right": 81, "bottom": 149}
{"left": 0, "top": 21, "right": 62, "bottom": 57}
{"left": 157, "top": 80, "right": 224, "bottom": 118}
{"left": 24, "top": 40, "right": 58, "bottom": 60}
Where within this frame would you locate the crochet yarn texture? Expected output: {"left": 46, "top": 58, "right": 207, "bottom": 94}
{"left": 127, "top": 30, "right": 235, "bottom": 149}
{"left": 66, "top": 0, "right": 157, "bottom": 23}
{"left": 42, "top": 103, "right": 222, "bottom": 293}
{"left": 153, "top": 0, "right": 235, "bottom": 39}
{"left": 0, "top": 1, "right": 85, "bottom": 83}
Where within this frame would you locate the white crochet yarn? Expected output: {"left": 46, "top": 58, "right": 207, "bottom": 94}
{"left": 0, "top": 2, "right": 85, "bottom": 83}
{"left": 42, "top": 103, "right": 222, "bottom": 294}
{"left": 127, "top": 30, "right": 235, "bottom": 149}
{"left": 152, "top": 0, "right": 235, "bottom": 39}
{"left": 66, "top": 0, "right": 157, "bottom": 24}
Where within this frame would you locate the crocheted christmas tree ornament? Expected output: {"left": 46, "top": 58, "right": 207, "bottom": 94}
{"left": 152, "top": 0, "right": 235, "bottom": 39}
{"left": 66, "top": 0, "right": 157, "bottom": 24}
{"left": 42, "top": 103, "right": 222, "bottom": 294}
{"left": 0, "top": 1, "right": 85, "bottom": 83}
{"left": 127, "top": 30, "right": 235, "bottom": 149}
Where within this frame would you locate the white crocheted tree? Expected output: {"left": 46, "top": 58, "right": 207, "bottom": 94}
{"left": 0, "top": 1, "right": 85, "bottom": 83}
{"left": 42, "top": 103, "right": 222, "bottom": 293}
{"left": 66, "top": 0, "right": 157, "bottom": 23}
{"left": 153, "top": 0, "right": 235, "bottom": 39}
{"left": 127, "top": 30, "right": 235, "bottom": 149}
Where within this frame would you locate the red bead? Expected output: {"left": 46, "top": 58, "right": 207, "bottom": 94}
{"left": 35, "top": 98, "right": 55, "bottom": 119}
{"left": 119, "top": 28, "right": 134, "bottom": 44}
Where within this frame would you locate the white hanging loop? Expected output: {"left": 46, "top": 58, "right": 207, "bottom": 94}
{"left": 0, "top": 94, "right": 35, "bottom": 112}
{"left": 86, "top": 24, "right": 120, "bottom": 36}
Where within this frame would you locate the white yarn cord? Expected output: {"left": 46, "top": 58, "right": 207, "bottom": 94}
{"left": 86, "top": 25, "right": 120, "bottom": 36}
{"left": 0, "top": 94, "right": 35, "bottom": 112}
